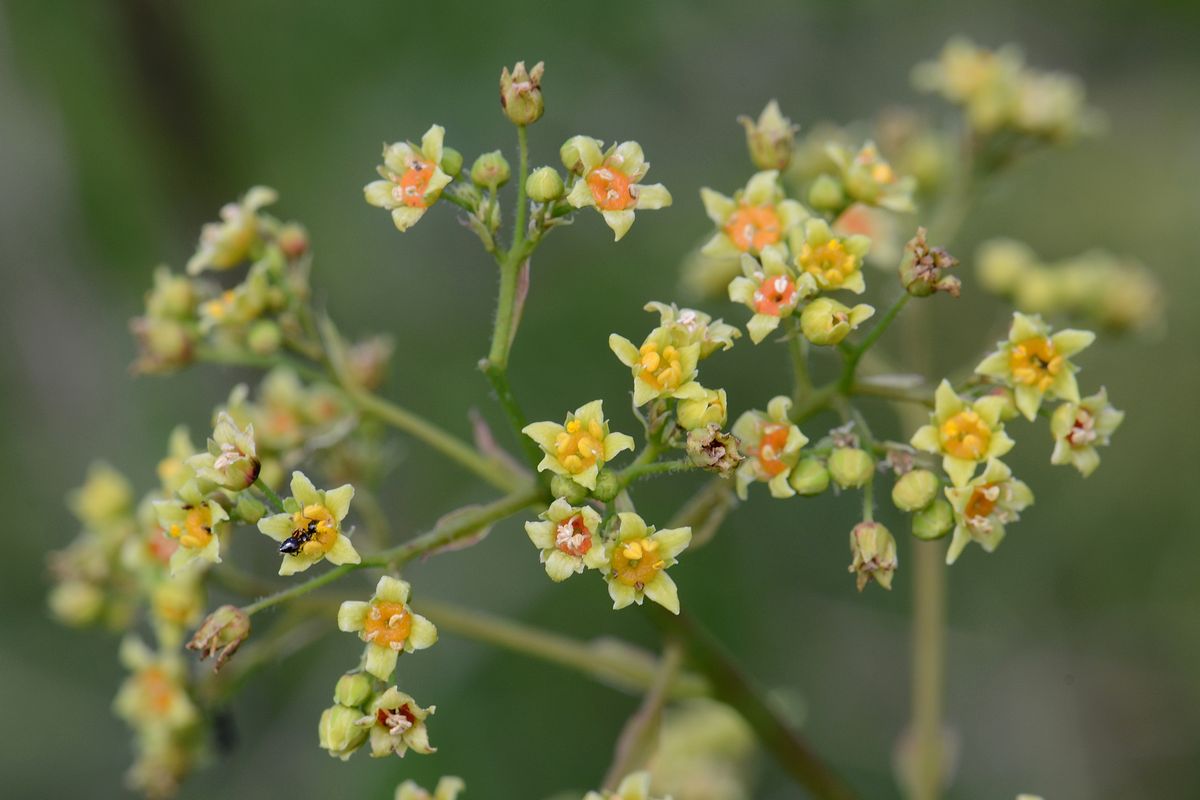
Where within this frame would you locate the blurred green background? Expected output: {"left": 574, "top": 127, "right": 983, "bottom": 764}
{"left": 2, "top": 0, "right": 1198, "bottom": 797}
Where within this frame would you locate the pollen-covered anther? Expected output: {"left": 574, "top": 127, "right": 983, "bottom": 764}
{"left": 800, "top": 239, "right": 856, "bottom": 284}
{"left": 554, "top": 514, "right": 592, "bottom": 557}
{"left": 554, "top": 418, "right": 606, "bottom": 474}
{"left": 939, "top": 410, "right": 992, "bottom": 460}
{"left": 638, "top": 342, "right": 684, "bottom": 390}
{"left": 1008, "top": 336, "right": 1063, "bottom": 391}
{"left": 362, "top": 600, "right": 412, "bottom": 651}
{"left": 753, "top": 274, "right": 798, "bottom": 316}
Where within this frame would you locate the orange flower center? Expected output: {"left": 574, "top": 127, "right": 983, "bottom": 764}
{"left": 638, "top": 341, "right": 685, "bottom": 390}
{"left": 138, "top": 666, "right": 176, "bottom": 715}
{"left": 363, "top": 600, "right": 412, "bottom": 650}
{"left": 1008, "top": 336, "right": 1062, "bottom": 391}
{"left": 724, "top": 204, "right": 782, "bottom": 253}
{"left": 939, "top": 410, "right": 992, "bottom": 461}
{"left": 554, "top": 514, "right": 593, "bottom": 557}
{"left": 392, "top": 157, "right": 436, "bottom": 208}
{"left": 964, "top": 482, "right": 1000, "bottom": 520}
{"left": 751, "top": 423, "right": 792, "bottom": 476}
{"left": 799, "top": 239, "right": 857, "bottom": 286}
{"left": 753, "top": 274, "right": 798, "bottom": 316}
{"left": 587, "top": 165, "right": 635, "bottom": 211}
{"left": 554, "top": 417, "right": 606, "bottom": 475}
{"left": 612, "top": 538, "right": 664, "bottom": 587}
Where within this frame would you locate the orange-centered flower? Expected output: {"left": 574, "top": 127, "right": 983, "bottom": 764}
{"left": 554, "top": 514, "right": 593, "bottom": 557}
{"left": 939, "top": 410, "right": 992, "bottom": 460}
{"left": 724, "top": 204, "right": 782, "bottom": 253}
{"left": 363, "top": 601, "right": 413, "bottom": 651}
{"left": 637, "top": 341, "right": 684, "bottom": 391}
{"left": 169, "top": 506, "right": 214, "bottom": 550}
{"left": 555, "top": 418, "right": 606, "bottom": 474}
{"left": 753, "top": 274, "right": 798, "bottom": 316}
{"left": 392, "top": 157, "right": 437, "bottom": 208}
{"left": 798, "top": 239, "right": 857, "bottom": 285}
{"left": 751, "top": 423, "right": 793, "bottom": 476}
{"left": 137, "top": 666, "right": 177, "bottom": 716}
{"left": 587, "top": 166, "right": 636, "bottom": 211}
{"left": 1008, "top": 336, "right": 1064, "bottom": 391}
{"left": 612, "top": 538, "right": 665, "bottom": 588}
{"left": 964, "top": 482, "right": 1000, "bottom": 520}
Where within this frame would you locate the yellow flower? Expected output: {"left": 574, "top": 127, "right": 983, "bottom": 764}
{"left": 975, "top": 312, "right": 1095, "bottom": 420}
{"left": 608, "top": 327, "right": 706, "bottom": 407}
{"left": 731, "top": 396, "right": 810, "bottom": 499}
{"left": 257, "top": 471, "right": 360, "bottom": 576}
{"left": 563, "top": 137, "right": 672, "bottom": 240}
{"left": 602, "top": 513, "right": 691, "bottom": 614}
{"left": 944, "top": 458, "right": 1034, "bottom": 564}
{"left": 337, "top": 576, "right": 438, "bottom": 680}
{"left": 790, "top": 217, "right": 870, "bottom": 294}
{"left": 522, "top": 400, "right": 635, "bottom": 491}
{"left": 524, "top": 499, "right": 609, "bottom": 581}
{"left": 728, "top": 247, "right": 818, "bottom": 344}
{"left": 911, "top": 380, "right": 1015, "bottom": 487}
{"left": 1050, "top": 387, "right": 1123, "bottom": 477}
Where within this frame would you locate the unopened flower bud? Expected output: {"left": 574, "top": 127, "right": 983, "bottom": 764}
{"left": 738, "top": 99, "right": 798, "bottom": 170}
{"left": 500, "top": 60, "right": 545, "bottom": 125}
{"left": 828, "top": 447, "right": 875, "bottom": 489}
{"left": 470, "top": 151, "right": 511, "bottom": 189}
{"left": 592, "top": 469, "right": 621, "bottom": 503}
{"left": 685, "top": 424, "right": 744, "bottom": 475}
{"left": 900, "top": 227, "right": 960, "bottom": 297}
{"left": 345, "top": 336, "right": 394, "bottom": 391}
{"left": 560, "top": 135, "right": 596, "bottom": 174}
{"left": 849, "top": 521, "right": 897, "bottom": 591}
{"left": 912, "top": 498, "right": 954, "bottom": 540}
{"left": 788, "top": 457, "right": 830, "bottom": 495}
{"left": 892, "top": 469, "right": 940, "bottom": 511}
{"left": 441, "top": 146, "right": 464, "bottom": 178}
{"left": 525, "top": 166, "right": 564, "bottom": 202}
{"left": 187, "top": 605, "right": 250, "bottom": 671}
{"left": 808, "top": 174, "right": 845, "bottom": 211}
{"left": 318, "top": 703, "right": 369, "bottom": 761}
{"left": 247, "top": 320, "right": 282, "bottom": 356}
{"left": 131, "top": 316, "right": 193, "bottom": 373}
{"left": 800, "top": 298, "right": 875, "bottom": 346}
{"left": 48, "top": 580, "right": 104, "bottom": 627}
{"left": 276, "top": 223, "right": 309, "bottom": 260}
{"left": 334, "top": 672, "right": 373, "bottom": 708}
{"left": 550, "top": 474, "right": 589, "bottom": 505}
{"left": 677, "top": 388, "right": 728, "bottom": 431}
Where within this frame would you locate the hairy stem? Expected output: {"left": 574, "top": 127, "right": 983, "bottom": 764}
{"left": 240, "top": 481, "right": 546, "bottom": 617}
{"left": 253, "top": 477, "right": 285, "bottom": 513}
{"left": 788, "top": 317, "right": 815, "bottom": 407}
{"left": 839, "top": 292, "right": 911, "bottom": 393}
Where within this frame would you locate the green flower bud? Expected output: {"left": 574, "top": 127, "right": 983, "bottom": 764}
{"left": 235, "top": 493, "right": 266, "bottom": 524}
{"left": 550, "top": 474, "right": 589, "bottom": 505}
{"left": 849, "top": 521, "right": 897, "bottom": 591}
{"left": 470, "top": 150, "right": 511, "bottom": 189}
{"left": 912, "top": 498, "right": 954, "bottom": 540}
{"left": 48, "top": 580, "right": 104, "bottom": 627}
{"left": 800, "top": 298, "right": 875, "bottom": 346}
{"left": 247, "top": 320, "right": 282, "bottom": 356}
{"left": 441, "top": 146, "right": 464, "bottom": 178}
{"left": 500, "top": 60, "right": 545, "bottom": 125}
{"left": 828, "top": 447, "right": 875, "bottom": 489}
{"left": 892, "top": 469, "right": 940, "bottom": 511}
{"left": 685, "top": 424, "right": 744, "bottom": 475}
{"left": 186, "top": 605, "right": 250, "bottom": 671}
{"left": 333, "top": 672, "right": 373, "bottom": 708}
{"left": 592, "top": 469, "right": 621, "bottom": 503}
{"left": 788, "top": 457, "right": 830, "bottom": 495}
{"left": 318, "top": 704, "right": 369, "bottom": 761}
{"left": 276, "top": 223, "right": 309, "bottom": 260}
{"left": 525, "top": 166, "right": 564, "bottom": 202}
{"left": 808, "top": 174, "right": 845, "bottom": 211}
{"left": 738, "top": 99, "right": 797, "bottom": 170}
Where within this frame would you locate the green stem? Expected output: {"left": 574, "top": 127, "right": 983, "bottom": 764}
{"left": 513, "top": 124, "right": 529, "bottom": 247}
{"left": 417, "top": 599, "right": 707, "bottom": 701}
{"left": 910, "top": 539, "right": 946, "bottom": 800}
{"left": 602, "top": 637, "right": 685, "bottom": 790}
{"left": 253, "top": 477, "right": 286, "bottom": 513}
{"left": 618, "top": 458, "right": 694, "bottom": 487}
{"left": 839, "top": 293, "right": 911, "bottom": 394}
{"left": 787, "top": 317, "right": 814, "bottom": 407}
{"left": 648, "top": 607, "right": 858, "bottom": 800}
{"left": 861, "top": 475, "right": 875, "bottom": 522}
{"left": 850, "top": 381, "right": 934, "bottom": 408}
{"left": 240, "top": 481, "right": 545, "bottom": 617}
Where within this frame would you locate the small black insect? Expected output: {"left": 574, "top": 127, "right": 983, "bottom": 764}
{"left": 279, "top": 519, "right": 319, "bottom": 555}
